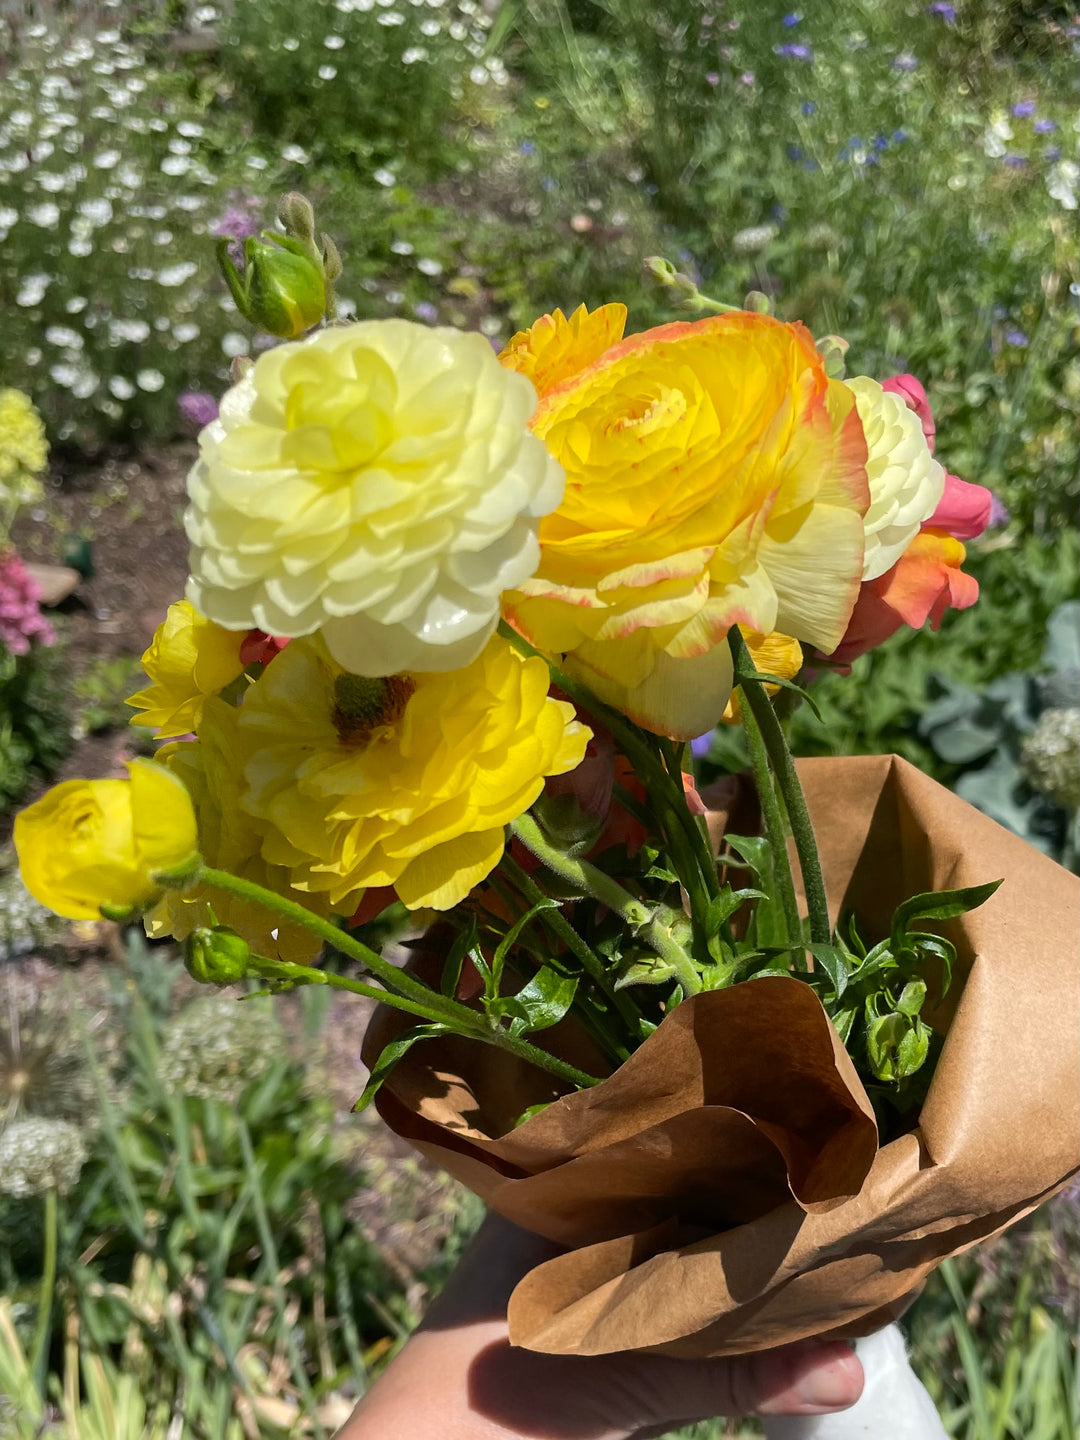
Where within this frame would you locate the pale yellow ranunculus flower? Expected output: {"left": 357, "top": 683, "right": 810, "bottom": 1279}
{"left": 127, "top": 599, "right": 246, "bottom": 739}
{"left": 147, "top": 697, "right": 326, "bottom": 963}
{"left": 14, "top": 759, "right": 199, "bottom": 920}
{"left": 185, "top": 320, "right": 564, "bottom": 678}
{"left": 844, "top": 375, "right": 945, "bottom": 582}
{"left": 237, "top": 632, "right": 591, "bottom": 911}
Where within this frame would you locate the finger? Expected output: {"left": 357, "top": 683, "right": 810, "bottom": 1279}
{"left": 624, "top": 1341, "right": 865, "bottom": 1434}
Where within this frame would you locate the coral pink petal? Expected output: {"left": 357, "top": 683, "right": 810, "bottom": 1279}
{"left": 928, "top": 473, "right": 993, "bottom": 541}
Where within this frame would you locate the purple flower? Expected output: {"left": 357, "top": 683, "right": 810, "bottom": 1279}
{"left": 782, "top": 11, "right": 801, "bottom": 25}
{"left": 928, "top": 1, "right": 956, "bottom": 19}
{"left": 893, "top": 52, "right": 918, "bottom": 71}
{"left": 412, "top": 301, "right": 438, "bottom": 323}
{"left": 211, "top": 198, "right": 262, "bottom": 242}
{"left": 1002, "top": 153, "right": 1027, "bottom": 167}
{"left": 787, "top": 143, "right": 804, "bottom": 160}
{"left": 775, "top": 42, "right": 812, "bottom": 59}
{"left": 690, "top": 731, "right": 714, "bottom": 760}
{"left": 1034, "top": 118, "right": 1058, "bottom": 134}
{"left": 178, "top": 390, "right": 219, "bottom": 428}
{"left": 892, "top": 128, "right": 909, "bottom": 143}
{"left": 1044, "top": 145, "right": 1062, "bottom": 161}
{"left": 987, "top": 493, "right": 1011, "bottom": 528}
{"left": 738, "top": 70, "right": 755, "bottom": 85}
{"left": 1004, "top": 329, "right": 1029, "bottom": 347}
{"left": 801, "top": 100, "right": 816, "bottom": 114}
{"left": 705, "top": 70, "right": 721, "bottom": 86}
{"left": 519, "top": 139, "right": 536, "bottom": 156}
{"left": 1012, "top": 100, "right": 1036, "bottom": 118}
{"left": 872, "top": 133, "right": 890, "bottom": 150}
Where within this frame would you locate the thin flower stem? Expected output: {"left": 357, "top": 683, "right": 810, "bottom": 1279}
{"left": 510, "top": 815, "right": 702, "bottom": 998}
{"left": 194, "top": 868, "right": 602, "bottom": 1091}
{"left": 739, "top": 698, "right": 803, "bottom": 950}
{"left": 498, "top": 853, "right": 643, "bottom": 1048}
{"left": 30, "top": 1188, "right": 57, "bottom": 1390}
{"left": 728, "top": 629, "right": 831, "bottom": 945}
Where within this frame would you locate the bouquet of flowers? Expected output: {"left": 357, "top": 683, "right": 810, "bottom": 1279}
{"left": 15, "top": 195, "right": 1078, "bottom": 1429}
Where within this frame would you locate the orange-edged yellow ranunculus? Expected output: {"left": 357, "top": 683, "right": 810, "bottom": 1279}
{"left": 499, "top": 303, "right": 628, "bottom": 398}
{"left": 127, "top": 599, "right": 246, "bottom": 739}
{"left": 501, "top": 311, "right": 870, "bottom": 739}
{"left": 14, "top": 759, "right": 200, "bottom": 920}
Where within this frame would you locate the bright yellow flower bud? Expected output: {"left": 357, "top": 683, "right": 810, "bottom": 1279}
{"left": 14, "top": 759, "right": 200, "bottom": 921}
{"left": 127, "top": 599, "right": 247, "bottom": 739}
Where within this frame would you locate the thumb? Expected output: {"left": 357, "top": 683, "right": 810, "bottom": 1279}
{"left": 624, "top": 1341, "right": 865, "bottom": 1433}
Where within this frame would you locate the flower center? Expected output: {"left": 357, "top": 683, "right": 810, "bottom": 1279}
{"left": 332, "top": 672, "right": 415, "bottom": 746}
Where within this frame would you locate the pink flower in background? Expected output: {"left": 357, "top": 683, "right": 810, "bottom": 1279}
{"left": 882, "top": 374, "right": 935, "bottom": 451}
{"left": 211, "top": 195, "right": 263, "bottom": 243}
{"left": 0, "top": 552, "right": 55, "bottom": 656}
{"left": 239, "top": 630, "right": 289, "bottom": 666}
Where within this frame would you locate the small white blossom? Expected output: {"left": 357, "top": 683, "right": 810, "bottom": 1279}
{"left": 93, "top": 148, "right": 121, "bottom": 169}
{"left": 173, "top": 322, "right": 201, "bottom": 342}
{"left": 109, "top": 318, "right": 151, "bottom": 343}
{"left": 108, "top": 375, "right": 135, "bottom": 399}
{"left": 373, "top": 167, "right": 397, "bottom": 187}
{"left": 161, "top": 154, "right": 191, "bottom": 176}
{"left": 45, "top": 325, "right": 84, "bottom": 350}
{"left": 222, "top": 331, "right": 250, "bottom": 357}
{"left": 136, "top": 368, "right": 165, "bottom": 392}
{"left": 157, "top": 261, "right": 199, "bottom": 287}
{"left": 27, "top": 202, "right": 60, "bottom": 227}
{"left": 318, "top": 64, "right": 338, "bottom": 79}
{"left": 281, "top": 144, "right": 310, "bottom": 164}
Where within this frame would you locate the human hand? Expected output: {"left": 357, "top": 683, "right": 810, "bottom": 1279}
{"left": 335, "top": 1215, "right": 863, "bottom": 1440}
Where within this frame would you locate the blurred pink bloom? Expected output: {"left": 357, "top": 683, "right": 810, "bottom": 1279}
{"left": 882, "top": 373, "right": 935, "bottom": 452}
{"left": 178, "top": 390, "right": 219, "bottom": 429}
{"left": 0, "top": 552, "right": 55, "bottom": 655}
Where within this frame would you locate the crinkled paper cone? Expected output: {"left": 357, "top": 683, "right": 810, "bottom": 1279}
{"left": 365, "top": 755, "right": 1079, "bottom": 1357}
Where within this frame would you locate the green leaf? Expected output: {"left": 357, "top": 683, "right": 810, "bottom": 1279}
{"left": 735, "top": 668, "right": 824, "bottom": 723}
{"left": 440, "top": 916, "right": 479, "bottom": 998}
{"left": 506, "top": 967, "right": 578, "bottom": 1037}
{"left": 890, "top": 879, "right": 1003, "bottom": 954}
{"left": 352, "top": 1025, "right": 448, "bottom": 1112}
{"left": 723, "top": 834, "right": 770, "bottom": 880}
{"left": 895, "top": 978, "right": 928, "bottom": 1017}
{"left": 805, "top": 942, "right": 852, "bottom": 1000}
{"left": 704, "top": 887, "right": 766, "bottom": 938}
{"left": 492, "top": 899, "right": 561, "bottom": 992}
{"left": 614, "top": 956, "right": 678, "bottom": 990}
{"left": 865, "top": 1007, "right": 932, "bottom": 1083}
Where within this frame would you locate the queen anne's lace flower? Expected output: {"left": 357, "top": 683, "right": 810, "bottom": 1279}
{"left": 844, "top": 376, "right": 945, "bottom": 581}
{"left": 185, "top": 320, "right": 563, "bottom": 676}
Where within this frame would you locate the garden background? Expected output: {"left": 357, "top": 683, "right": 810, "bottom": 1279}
{"left": 0, "top": 0, "right": 1077, "bottom": 1435}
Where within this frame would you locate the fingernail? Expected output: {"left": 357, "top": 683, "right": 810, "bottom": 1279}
{"left": 791, "top": 1351, "right": 863, "bottom": 1412}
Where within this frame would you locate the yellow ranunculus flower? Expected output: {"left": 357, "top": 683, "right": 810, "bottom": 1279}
{"left": 127, "top": 599, "right": 247, "bottom": 739}
{"left": 719, "top": 628, "right": 804, "bottom": 725}
{"left": 147, "top": 697, "right": 325, "bottom": 962}
{"left": 499, "top": 303, "right": 628, "bottom": 398}
{"left": 844, "top": 376, "right": 945, "bottom": 582}
{"left": 14, "top": 759, "right": 200, "bottom": 921}
{"left": 501, "top": 311, "right": 870, "bottom": 740}
{"left": 237, "top": 632, "right": 591, "bottom": 911}
{"left": 185, "top": 320, "right": 564, "bottom": 678}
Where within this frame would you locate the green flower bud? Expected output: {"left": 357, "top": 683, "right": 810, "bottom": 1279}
{"left": 816, "top": 334, "right": 850, "bottom": 380}
{"left": 531, "top": 791, "right": 605, "bottom": 860}
{"left": 743, "top": 290, "right": 773, "bottom": 315}
{"left": 217, "top": 233, "right": 327, "bottom": 339}
{"left": 866, "top": 1010, "right": 930, "bottom": 1083}
{"left": 185, "top": 926, "right": 251, "bottom": 986}
{"left": 277, "top": 191, "right": 317, "bottom": 246}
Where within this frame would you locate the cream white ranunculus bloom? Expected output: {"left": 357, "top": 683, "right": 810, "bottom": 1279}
{"left": 845, "top": 375, "right": 945, "bottom": 582}
{"left": 184, "top": 320, "right": 564, "bottom": 675}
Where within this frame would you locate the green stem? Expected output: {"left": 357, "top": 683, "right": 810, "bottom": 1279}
{"left": 511, "top": 815, "right": 701, "bottom": 997}
{"left": 194, "top": 868, "right": 602, "bottom": 1091}
{"left": 30, "top": 1188, "right": 57, "bottom": 1389}
{"left": 740, "top": 698, "right": 803, "bottom": 950}
{"left": 498, "top": 621, "right": 720, "bottom": 904}
{"left": 499, "top": 854, "right": 642, "bottom": 1048}
{"left": 728, "top": 629, "right": 831, "bottom": 945}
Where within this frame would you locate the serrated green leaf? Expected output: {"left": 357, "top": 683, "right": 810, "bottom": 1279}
{"left": 890, "top": 879, "right": 1003, "bottom": 953}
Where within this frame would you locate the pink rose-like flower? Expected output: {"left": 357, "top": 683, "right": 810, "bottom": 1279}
{"left": 882, "top": 374, "right": 935, "bottom": 452}
{"left": 0, "top": 552, "right": 55, "bottom": 656}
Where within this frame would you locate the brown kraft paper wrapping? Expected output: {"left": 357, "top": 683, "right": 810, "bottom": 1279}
{"left": 364, "top": 754, "right": 1080, "bottom": 1358}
